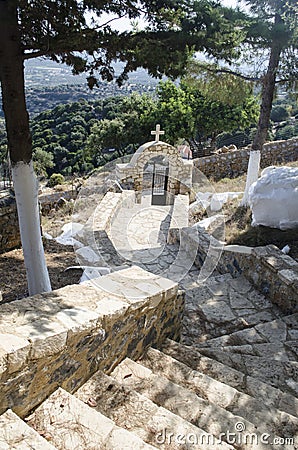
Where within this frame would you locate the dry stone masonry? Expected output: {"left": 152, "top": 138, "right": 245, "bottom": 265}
{"left": 0, "top": 266, "right": 183, "bottom": 418}
{"left": 0, "top": 189, "right": 77, "bottom": 253}
{"left": 195, "top": 137, "right": 298, "bottom": 181}
{"left": 0, "top": 194, "right": 20, "bottom": 253}
{"left": 170, "top": 226, "right": 298, "bottom": 314}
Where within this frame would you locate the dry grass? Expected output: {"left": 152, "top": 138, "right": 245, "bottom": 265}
{"left": 226, "top": 209, "right": 298, "bottom": 261}
{"left": 209, "top": 175, "right": 247, "bottom": 193}
{"left": 210, "top": 160, "right": 298, "bottom": 193}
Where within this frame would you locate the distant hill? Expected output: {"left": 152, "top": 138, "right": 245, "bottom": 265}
{"left": 24, "top": 58, "right": 155, "bottom": 86}
{"left": 0, "top": 58, "right": 159, "bottom": 118}
{"left": 0, "top": 95, "right": 147, "bottom": 177}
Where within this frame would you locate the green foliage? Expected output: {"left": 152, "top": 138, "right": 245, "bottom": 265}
{"left": 16, "top": 0, "right": 245, "bottom": 88}
{"left": 0, "top": 78, "right": 260, "bottom": 175}
{"left": 216, "top": 130, "right": 252, "bottom": 148}
{"left": 275, "top": 123, "right": 297, "bottom": 140}
{"left": 31, "top": 99, "right": 101, "bottom": 175}
{"left": 270, "top": 105, "right": 290, "bottom": 122}
{"left": 47, "top": 173, "right": 65, "bottom": 187}
{"left": 33, "top": 147, "right": 54, "bottom": 176}
{"left": 86, "top": 93, "right": 157, "bottom": 161}
{"left": 180, "top": 0, "right": 297, "bottom": 151}
{"left": 184, "top": 60, "right": 255, "bottom": 106}
{"left": 151, "top": 81, "right": 195, "bottom": 144}
{"left": 185, "top": 82, "right": 257, "bottom": 141}
{"left": 243, "top": 0, "right": 298, "bottom": 80}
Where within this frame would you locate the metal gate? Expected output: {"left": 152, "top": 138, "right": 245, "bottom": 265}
{"left": 151, "top": 164, "right": 169, "bottom": 205}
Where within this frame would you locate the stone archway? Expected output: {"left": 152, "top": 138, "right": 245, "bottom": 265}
{"left": 116, "top": 126, "right": 193, "bottom": 204}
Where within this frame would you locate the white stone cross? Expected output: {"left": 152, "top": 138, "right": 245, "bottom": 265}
{"left": 151, "top": 124, "right": 165, "bottom": 142}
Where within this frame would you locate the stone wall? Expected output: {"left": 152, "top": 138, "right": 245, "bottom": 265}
{"left": 39, "top": 189, "right": 77, "bottom": 214}
{"left": 194, "top": 137, "right": 298, "bottom": 181}
{"left": 0, "top": 189, "right": 77, "bottom": 253}
{"left": 171, "top": 227, "right": 298, "bottom": 314}
{"left": 0, "top": 195, "right": 20, "bottom": 253}
{"left": 0, "top": 266, "right": 184, "bottom": 418}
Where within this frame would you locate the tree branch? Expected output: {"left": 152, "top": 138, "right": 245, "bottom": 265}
{"left": 23, "top": 50, "right": 49, "bottom": 60}
{"left": 191, "top": 63, "right": 262, "bottom": 82}
{"left": 88, "top": 12, "right": 129, "bottom": 30}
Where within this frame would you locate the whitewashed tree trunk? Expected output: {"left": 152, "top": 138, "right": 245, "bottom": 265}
{"left": 241, "top": 150, "right": 261, "bottom": 207}
{"left": 12, "top": 161, "right": 51, "bottom": 295}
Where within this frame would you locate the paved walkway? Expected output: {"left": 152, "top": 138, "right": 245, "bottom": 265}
{"left": 105, "top": 194, "right": 199, "bottom": 283}
{"left": 110, "top": 195, "right": 172, "bottom": 264}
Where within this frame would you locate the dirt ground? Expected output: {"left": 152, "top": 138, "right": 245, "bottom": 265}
{"left": 0, "top": 240, "right": 82, "bottom": 303}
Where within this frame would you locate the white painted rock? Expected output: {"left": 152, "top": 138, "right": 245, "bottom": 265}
{"left": 192, "top": 214, "right": 225, "bottom": 231}
{"left": 55, "top": 222, "right": 84, "bottom": 247}
{"left": 75, "top": 246, "right": 102, "bottom": 264}
{"left": 191, "top": 191, "right": 242, "bottom": 213}
{"left": 248, "top": 166, "right": 298, "bottom": 230}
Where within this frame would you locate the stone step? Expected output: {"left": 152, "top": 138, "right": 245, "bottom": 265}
{"left": 198, "top": 314, "right": 298, "bottom": 350}
{"left": 195, "top": 315, "right": 298, "bottom": 373}
{"left": 26, "top": 387, "right": 157, "bottom": 450}
{"left": 111, "top": 358, "right": 291, "bottom": 450}
{"left": 139, "top": 347, "right": 298, "bottom": 439}
{"left": 75, "top": 368, "right": 234, "bottom": 450}
{"left": 160, "top": 339, "right": 298, "bottom": 419}
{"left": 0, "top": 409, "right": 57, "bottom": 449}
{"left": 194, "top": 315, "right": 298, "bottom": 397}
{"left": 181, "top": 274, "right": 283, "bottom": 344}
{"left": 198, "top": 342, "right": 296, "bottom": 360}
{"left": 197, "top": 347, "right": 298, "bottom": 398}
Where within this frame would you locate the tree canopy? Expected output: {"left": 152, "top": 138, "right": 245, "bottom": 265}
{"left": 18, "top": 0, "right": 244, "bottom": 88}
{"left": 184, "top": 0, "right": 297, "bottom": 151}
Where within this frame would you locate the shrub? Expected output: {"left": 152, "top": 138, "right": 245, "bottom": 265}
{"left": 47, "top": 173, "right": 65, "bottom": 187}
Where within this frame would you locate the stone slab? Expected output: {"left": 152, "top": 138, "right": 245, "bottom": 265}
{"left": 161, "top": 339, "right": 298, "bottom": 418}
{"left": 27, "top": 387, "right": 156, "bottom": 450}
{"left": 0, "top": 409, "right": 57, "bottom": 449}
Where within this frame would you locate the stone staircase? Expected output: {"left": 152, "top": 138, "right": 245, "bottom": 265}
{"left": 0, "top": 271, "right": 297, "bottom": 449}
{"left": 179, "top": 273, "right": 298, "bottom": 399}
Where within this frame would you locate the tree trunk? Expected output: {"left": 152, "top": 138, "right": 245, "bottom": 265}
{"left": 252, "top": 16, "right": 283, "bottom": 152}
{"left": 12, "top": 161, "right": 52, "bottom": 295}
{"left": 0, "top": 1, "right": 51, "bottom": 295}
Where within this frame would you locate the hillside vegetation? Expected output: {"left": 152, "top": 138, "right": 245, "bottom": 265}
{"left": 0, "top": 84, "right": 296, "bottom": 178}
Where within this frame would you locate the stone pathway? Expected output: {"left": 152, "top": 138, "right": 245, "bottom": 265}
{"left": 1, "top": 192, "right": 297, "bottom": 448}
{"left": 98, "top": 193, "right": 298, "bottom": 399}
{"left": 110, "top": 195, "right": 172, "bottom": 261}
{"left": 93, "top": 194, "right": 197, "bottom": 283}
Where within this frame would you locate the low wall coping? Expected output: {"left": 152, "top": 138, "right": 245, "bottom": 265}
{"left": 224, "top": 244, "right": 253, "bottom": 255}
{"left": 0, "top": 265, "right": 181, "bottom": 417}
